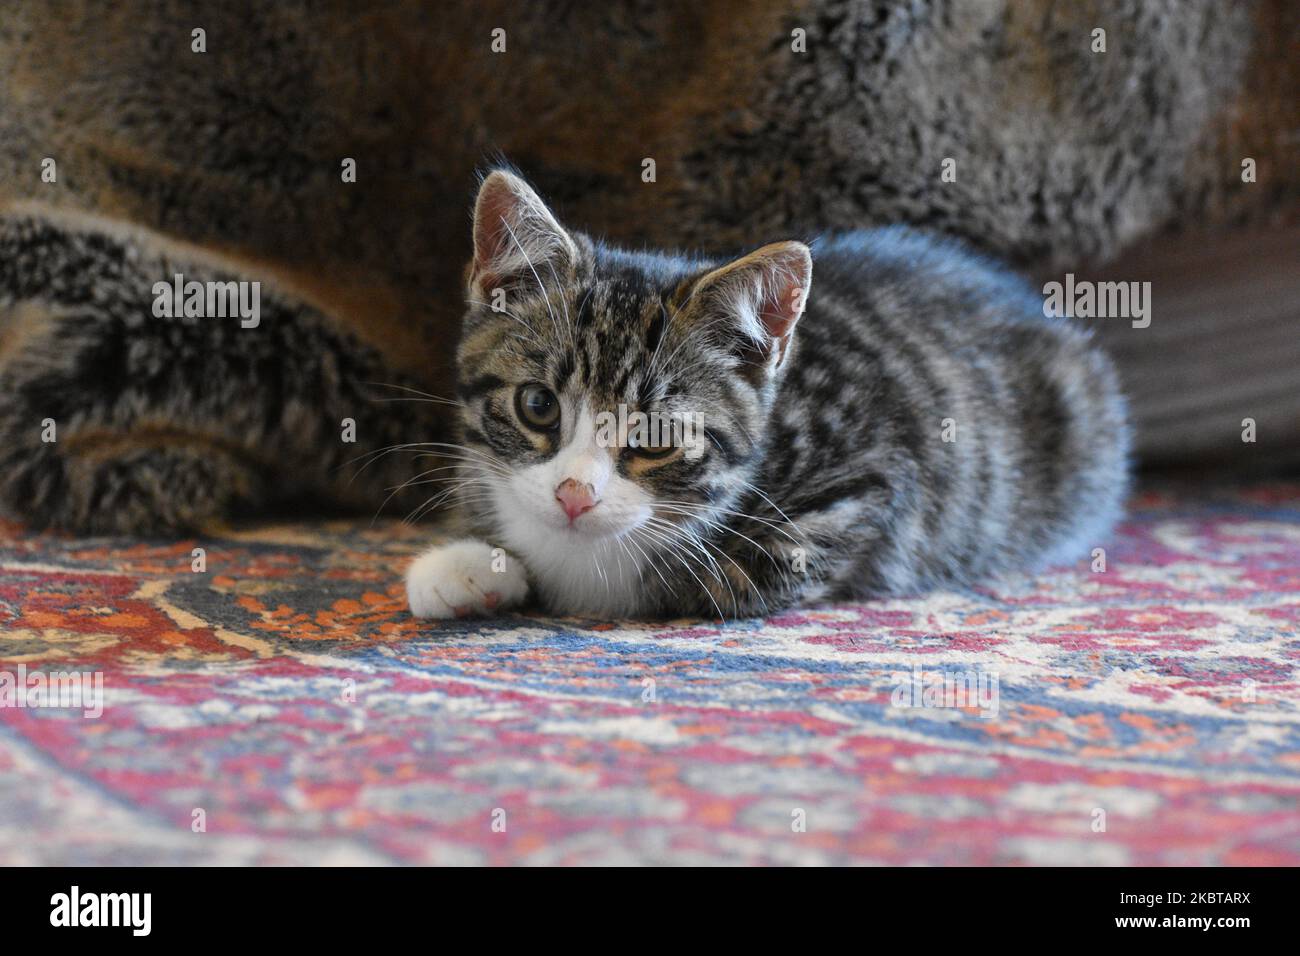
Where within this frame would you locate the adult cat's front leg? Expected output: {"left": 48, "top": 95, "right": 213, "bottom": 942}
{"left": 406, "top": 538, "right": 530, "bottom": 619}
{"left": 0, "top": 205, "right": 449, "bottom": 534}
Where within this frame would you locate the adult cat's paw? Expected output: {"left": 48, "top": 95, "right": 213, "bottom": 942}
{"left": 405, "top": 539, "right": 529, "bottom": 619}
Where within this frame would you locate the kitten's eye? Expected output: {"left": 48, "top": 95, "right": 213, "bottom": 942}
{"left": 627, "top": 425, "right": 678, "bottom": 459}
{"left": 515, "top": 383, "right": 560, "bottom": 430}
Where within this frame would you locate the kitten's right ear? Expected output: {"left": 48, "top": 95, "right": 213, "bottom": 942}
{"left": 470, "top": 170, "right": 576, "bottom": 297}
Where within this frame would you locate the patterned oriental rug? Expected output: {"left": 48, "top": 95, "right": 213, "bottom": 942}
{"left": 1, "top": 483, "right": 1298, "bottom": 865}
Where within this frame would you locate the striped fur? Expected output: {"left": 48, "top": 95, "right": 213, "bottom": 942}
{"left": 0, "top": 205, "right": 447, "bottom": 534}
{"left": 426, "top": 173, "right": 1130, "bottom": 619}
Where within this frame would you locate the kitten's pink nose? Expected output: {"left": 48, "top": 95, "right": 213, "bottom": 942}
{"left": 555, "top": 479, "right": 598, "bottom": 523}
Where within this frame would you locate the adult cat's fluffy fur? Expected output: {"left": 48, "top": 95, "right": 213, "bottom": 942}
{"left": 406, "top": 172, "right": 1129, "bottom": 619}
{"left": 0, "top": 2, "right": 1286, "bottom": 539}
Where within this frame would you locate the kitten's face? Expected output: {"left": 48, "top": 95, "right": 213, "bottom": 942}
{"left": 453, "top": 171, "right": 811, "bottom": 574}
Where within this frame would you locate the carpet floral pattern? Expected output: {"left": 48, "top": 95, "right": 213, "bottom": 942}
{"left": 2, "top": 484, "right": 1298, "bottom": 864}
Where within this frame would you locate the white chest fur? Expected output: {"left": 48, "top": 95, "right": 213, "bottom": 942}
{"left": 501, "top": 517, "right": 650, "bottom": 617}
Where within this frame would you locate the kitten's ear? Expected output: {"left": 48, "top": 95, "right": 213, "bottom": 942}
{"left": 470, "top": 170, "right": 576, "bottom": 297}
{"left": 691, "top": 241, "right": 813, "bottom": 375}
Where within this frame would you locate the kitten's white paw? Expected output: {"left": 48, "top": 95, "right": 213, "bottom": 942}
{"left": 405, "top": 539, "right": 529, "bottom": 619}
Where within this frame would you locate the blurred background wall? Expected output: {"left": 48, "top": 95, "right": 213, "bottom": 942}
{"left": 2, "top": 0, "right": 1296, "bottom": 471}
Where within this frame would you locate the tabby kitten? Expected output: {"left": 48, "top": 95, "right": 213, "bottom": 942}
{"left": 405, "top": 171, "right": 1129, "bottom": 620}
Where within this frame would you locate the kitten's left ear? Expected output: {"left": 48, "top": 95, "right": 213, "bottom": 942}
{"left": 691, "top": 241, "right": 813, "bottom": 375}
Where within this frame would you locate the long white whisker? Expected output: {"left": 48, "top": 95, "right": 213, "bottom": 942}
{"left": 363, "top": 381, "right": 466, "bottom": 409}
{"left": 655, "top": 500, "right": 802, "bottom": 547}
{"left": 643, "top": 517, "right": 741, "bottom": 612}
{"left": 635, "top": 519, "right": 730, "bottom": 622}
{"left": 653, "top": 507, "right": 782, "bottom": 572}
{"left": 648, "top": 514, "right": 773, "bottom": 600}
{"left": 466, "top": 297, "right": 539, "bottom": 338}
{"left": 625, "top": 527, "right": 672, "bottom": 596}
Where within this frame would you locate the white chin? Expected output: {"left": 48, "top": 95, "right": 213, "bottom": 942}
{"left": 561, "top": 516, "right": 638, "bottom": 540}
{"left": 527, "top": 500, "right": 650, "bottom": 541}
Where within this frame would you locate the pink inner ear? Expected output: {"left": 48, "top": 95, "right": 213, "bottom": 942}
{"left": 760, "top": 284, "right": 808, "bottom": 340}
{"left": 473, "top": 186, "right": 517, "bottom": 276}
{"left": 758, "top": 243, "right": 812, "bottom": 341}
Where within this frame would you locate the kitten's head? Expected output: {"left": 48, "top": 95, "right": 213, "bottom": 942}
{"left": 454, "top": 170, "right": 811, "bottom": 563}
